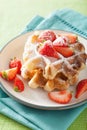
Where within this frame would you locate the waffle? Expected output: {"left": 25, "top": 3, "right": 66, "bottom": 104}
{"left": 21, "top": 30, "right": 87, "bottom": 91}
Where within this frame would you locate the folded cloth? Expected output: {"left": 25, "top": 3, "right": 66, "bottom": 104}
{"left": 0, "top": 8, "right": 87, "bottom": 130}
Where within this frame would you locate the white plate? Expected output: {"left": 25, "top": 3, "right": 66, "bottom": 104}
{"left": 0, "top": 30, "right": 87, "bottom": 110}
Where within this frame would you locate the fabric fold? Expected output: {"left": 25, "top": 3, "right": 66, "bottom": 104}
{"left": 0, "top": 98, "right": 87, "bottom": 130}
{"left": 35, "top": 9, "right": 87, "bottom": 38}
{"left": 22, "top": 15, "right": 44, "bottom": 34}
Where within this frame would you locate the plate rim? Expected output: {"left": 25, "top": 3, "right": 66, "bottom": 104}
{"left": 0, "top": 82, "right": 87, "bottom": 110}
{"left": 0, "top": 29, "right": 87, "bottom": 110}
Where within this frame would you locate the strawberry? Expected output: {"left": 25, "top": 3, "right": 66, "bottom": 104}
{"left": 53, "top": 36, "right": 68, "bottom": 47}
{"left": 9, "top": 57, "right": 22, "bottom": 74}
{"left": 0, "top": 67, "right": 17, "bottom": 81}
{"left": 38, "top": 30, "right": 56, "bottom": 42}
{"left": 75, "top": 79, "right": 87, "bottom": 98}
{"left": 48, "top": 90, "right": 72, "bottom": 104}
{"left": 58, "top": 33, "right": 78, "bottom": 44}
{"left": 14, "top": 76, "right": 24, "bottom": 92}
{"left": 53, "top": 46, "right": 74, "bottom": 57}
{"left": 38, "top": 40, "right": 59, "bottom": 59}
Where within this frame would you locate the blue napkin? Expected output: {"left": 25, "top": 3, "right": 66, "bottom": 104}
{"left": 0, "top": 8, "right": 87, "bottom": 130}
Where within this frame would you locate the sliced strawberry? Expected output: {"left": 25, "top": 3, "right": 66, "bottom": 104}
{"left": 9, "top": 57, "right": 22, "bottom": 74}
{"left": 58, "top": 33, "right": 78, "bottom": 44}
{"left": 75, "top": 79, "right": 87, "bottom": 98}
{"left": 38, "top": 40, "right": 59, "bottom": 59}
{"left": 53, "top": 46, "right": 74, "bottom": 57}
{"left": 48, "top": 90, "right": 72, "bottom": 104}
{"left": 14, "top": 76, "right": 24, "bottom": 92}
{"left": 53, "top": 36, "right": 68, "bottom": 47}
{"left": 38, "top": 30, "right": 56, "bottom": 42}
{"left": 0, "top": 67, "right": 17, "bottom": 81}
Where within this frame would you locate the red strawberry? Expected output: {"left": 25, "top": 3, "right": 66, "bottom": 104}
{"left": 38, "top": 40, "right": 59, "bottom": 59}
{"left": 48, "top": 90, "right": 72, "bottom": 104}
{"left": 9, "top": 57, "right": 22, "bottom": 74}
{"left": 75, "top": 79, "right": 87, "bottom": 98}
{"left": 0, "top": 67, "right": 17, "bottom": 81}
{"left": 14, "top": 76, "right": 24, "bottom": 92}
{"left": 38, "top": 30, "right": 56, "bottom": 42}
{"left": 58, "top": 33, "right": 78, "bottom": 44}
{"left": 53, "top": 36, "right": 68, "bottom": 47}
{"left": 53, "top": 46, "right": 74, "bottom": 57}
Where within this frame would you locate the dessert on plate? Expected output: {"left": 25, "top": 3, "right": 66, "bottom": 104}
{"left": 21, "top": 30, "right": 87, "bottom": 91}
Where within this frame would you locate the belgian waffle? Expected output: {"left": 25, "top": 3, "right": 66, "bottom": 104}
{"left": 21, "top": 30, "right": 87, "bottom": 91}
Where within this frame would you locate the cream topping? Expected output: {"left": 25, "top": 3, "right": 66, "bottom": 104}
{"left": 21, "top": 31, "right": 86, "bottom": 80}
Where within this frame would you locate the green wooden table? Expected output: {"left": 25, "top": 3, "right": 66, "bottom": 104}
{"left": 0, "top": 0, "right": 87, "bottom": 130}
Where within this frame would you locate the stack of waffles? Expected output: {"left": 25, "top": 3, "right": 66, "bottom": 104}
{"left": 21, "top": 30, "right": 87, "bottom": 91}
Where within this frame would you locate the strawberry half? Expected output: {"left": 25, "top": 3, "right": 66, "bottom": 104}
{"left": 58, "top": 33, "right": 78, "bottom": 44}
{"left": 38, "top": 30, "right": 56, "bottom": 42}
{"left": 14, "top": 76, "right": 24, "bottom": 92}
{"left": 38, "top": 40, "right": 59, "bottom": 59}
{"left": 0, "top": 67, "right": 17, "bottom": 81}
{"left": 75, "top": 79, "right": 87, "bottom": 98}
{"left": 53, "top": 36, "right": 68, "bottom": 47}
{"left": 48, "top": 90, "right": 72, "bottom": 104}
{"left": 53, "top": 46, "right": 74, "bottom": 57}
{"left": 9, "top": 57, "right": 22, "bottom": 74}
